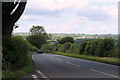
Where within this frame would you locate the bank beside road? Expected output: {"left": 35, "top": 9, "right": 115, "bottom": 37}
{"left": 53, "top": 52, "right": 120, "bottom": 66}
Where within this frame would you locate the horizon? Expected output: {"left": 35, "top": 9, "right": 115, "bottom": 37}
{"left": 13, "top": 32, "right": 118, "bottom": 35}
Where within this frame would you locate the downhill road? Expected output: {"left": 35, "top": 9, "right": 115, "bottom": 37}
{"left": 32, "top": 53, "right": 119, "bottom": 79}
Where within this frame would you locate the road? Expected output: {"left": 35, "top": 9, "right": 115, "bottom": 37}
{"left": 32, "top": 53, "right": 119, "bottom": 79}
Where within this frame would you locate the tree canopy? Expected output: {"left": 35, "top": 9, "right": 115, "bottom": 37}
{"left": 27, "top": 26, "right": 48, "bottom": 49}
{"left": 30, "top": 25, "right": 46, "bottom": 35}
{"left": 57, "top": 36, "right": 75, "bottom": 44}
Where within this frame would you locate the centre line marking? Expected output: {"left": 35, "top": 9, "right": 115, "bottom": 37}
{"left": 89, "top": 69, "right": 119, "bottom": 78}
{"left": 56, "top": 58, "right": 63, "bottom": 61}
{"left": 66, "top": 62, "right": 81, "bottom": 68}
{"left": 75, "top": 65, "right": 81, "bottom": 67}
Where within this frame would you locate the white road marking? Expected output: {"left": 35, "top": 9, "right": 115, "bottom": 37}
{"left": 66, "top": 62, "right": 81, "bottom": 68}
{"left": 89, "top": 69, "right": 120, "bottom": 78}
{"left": 32, "top": 75, "right": 38, "bottom": 79}
{"left": 56, "top": 58, "right": 63, "bottom": 61}
{"left": 66, "top": 62, "right": 72, "bottom": 64}
{"left": 75, "top": 65, "right": 81, "bottom": 67}
{"left": 36, "top": 70, "right": 50, "bottom": 80}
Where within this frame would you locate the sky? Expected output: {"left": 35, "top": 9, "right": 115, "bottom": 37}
{"left": 13, "top": 0, "right": 119, "bottom": 34}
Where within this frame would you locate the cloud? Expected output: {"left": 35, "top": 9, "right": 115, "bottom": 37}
{"left": 90, "top": 6, "right": 98, "bottom": 10}
{"left": 24, "top": 8, "right": 63, "bottom": 17}
{"left": 27, "top": 0, "right": 88, "bottom": 11}
{"left": 69, "top": 16, "right": 90, "bottom": 24}
{"left": 77, "top": 7, "right": 110, "bottom": 21}
{"left": 21, "top": 15, "right": 40, "bottom": 21}
{"left": 101, "top": 5, "right": 118, "bottom": 19}
{"left": 45, "top": 25, "right": 79, "bottom": 33}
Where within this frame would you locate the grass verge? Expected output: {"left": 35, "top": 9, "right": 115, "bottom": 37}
{"left": 53, "top": 52, "right": 120, "bottom": 66}
{"left": 2, "top": 52, "right": 34, "bottom": 78}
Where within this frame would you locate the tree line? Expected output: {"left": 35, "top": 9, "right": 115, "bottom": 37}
{"left": 25, "top": 26, "right": 118, "bottom": 58}
{"left": 41, "top": 36, "right": 118, "bottom": 58}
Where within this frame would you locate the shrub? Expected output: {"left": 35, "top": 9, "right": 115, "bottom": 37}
{"left": 58, "top": 42, "right": 72, "bottom": 53}
{"left": 68, "top": 44, "right": 79, "bottom": 54}
{"left": 85, "top": 41, "right": 91, "bottom": 55}
{"left": 2, "top": 36, "right": 32, "bottom": 71}
{"left": 79, "top": 41, "right": 88, "bottom": 54}
{"left": 52, "top": 44, "right": 62, "bottom": 52}
{"left": 41, "top": 44, "right": 52, "bottom": 53}
{"left": 57, "top": 37, "right": 74, "bottom": 44}
{"left": 79, "top": 39, "right": 115, "bottom": 57}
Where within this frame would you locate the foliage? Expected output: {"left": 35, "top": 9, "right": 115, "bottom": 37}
{"left": 79, "top": 39, "right": 115, "bottom": 57}
{"left": 27, "top": 26, "right": 48, "bottom": 49}
{"left": 30, "top": 25, "right": 46, "bottom": 35}
{"left": 79, "top": 41, "right": 88, "bottom": 55}
{"left": 84, "top": 41, "right": 92, "bottom": 55}
{"left": 58, "top": 42, "right": 72, "bottom": 53}
{"left": 3, "top": 52, "right": 34, "bottom": 78}
{"left": 57, "top": 36, "right": 74, "bottom": 44}
{"left": 51, "top": 44, "right": 63, "bottom": 52}
{"left": 68, "top": 44, "right": 79, "bottom": 54}
{"left": 41, "top": 44, "right": 52, "bottom": 53}
{"left": 27, "top": 34, "right": 47, "bottom": 49}
{"left": 2, "top": 36, "right": 33, "bottom": 71}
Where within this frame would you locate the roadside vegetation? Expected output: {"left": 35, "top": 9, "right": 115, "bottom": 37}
{"left": 2, "top": 36, "right": 37, "bottom": 78}
{"left": 2, "top": 24, "right": 51, "bottom": 79}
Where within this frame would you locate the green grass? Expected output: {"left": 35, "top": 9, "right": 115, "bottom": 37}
{"left": 53, "top": 52, "right": 120, "bottom": 66}
{"left": 2, "top": 52, "right": 34, "bottom": 78}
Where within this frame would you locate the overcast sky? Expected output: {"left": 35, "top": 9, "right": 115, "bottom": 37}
{"left": 13, "top": 0, "right": 118, "bottom": 34}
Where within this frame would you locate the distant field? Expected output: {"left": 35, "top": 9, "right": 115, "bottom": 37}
{"left": 13, "top": 33, "right": 118, "bottom": 45}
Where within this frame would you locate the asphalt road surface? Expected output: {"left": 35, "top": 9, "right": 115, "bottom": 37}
{"left": 32, "top": 53, "right": 119, "bottom": 79}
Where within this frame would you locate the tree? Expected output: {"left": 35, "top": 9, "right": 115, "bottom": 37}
{"left": 41, "top": 44, "right": 52, "bottom": 53}
{"left": 79, "top": 41, "right": 88, "bottom": 55}
{"left": 52, "top": 44, "right": 62, "bottom": 52}
{"left": 85, "top": 41, "right": 91, "bottom": 55}
{"left": 30, "top": 25, "right": 46, "bottom": 35}
{"left": 68, "top": 44, "right": 79, "bottom": 54}
{"left": 58, "top": 36, "right": 74, "bottom": 44}
{"left": 58, "top": 42, "right": 72, "bottom": 53}
{"left": 26, "top": 26, "right": 48, "bottom": 49}
{"left": 2, "top": 1, "right": 27, "bottom": 37}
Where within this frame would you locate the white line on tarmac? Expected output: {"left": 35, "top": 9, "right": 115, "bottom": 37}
{"left": 89, "top": 69, "right": 120, "bottom": 78}
{"left": 36, "top": 70, "right": 50, "bottom": 80}
{"left": 32, "top": 75, "right": 38, "bottom": 79}
{"left": 66, "top": 62, "right": 81, "bottom": 67}
{"left": 56, "top": 58, "right": 63, "bottom": 61}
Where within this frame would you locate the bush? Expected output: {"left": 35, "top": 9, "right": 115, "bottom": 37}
{"left": 2, "top": 36, "right": 33, "bottom": 71}
{"left": 57, "top": 37, "right": 74, "bottom": 44}
{"left": 85, "top": 41, "right": 91, "bottom": 55}
{"left": 52, "top": 44, "right": 63, "bottom": 52}
{"left": 26, "top": 34, "right": 47, "bottom": 49}
{"left": 41, "top": 44, "right": 52, "bottom": 53}
{"left": 79, "top": 39, "right": 115, "bottom": 57}
{"left": 68, "top": 44, "right": 79, "bottom": 54}
{"left": 79, "top": 41, "right": 88, "bottom": 54}
{"left": 58, "top": 42, "right": 72, "bottom": 53}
